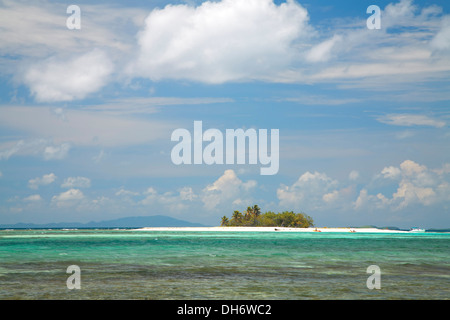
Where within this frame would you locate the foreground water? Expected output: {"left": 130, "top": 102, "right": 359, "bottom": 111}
{"left": 0, "top": 229, "right": 448, "bottom": 299}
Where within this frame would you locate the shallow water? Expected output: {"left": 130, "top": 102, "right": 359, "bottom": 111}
{"left": 0, "top": 229, "right": 448, "bottom": 299}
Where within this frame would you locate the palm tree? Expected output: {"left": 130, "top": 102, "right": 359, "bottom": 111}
{"left": 220, "top": 216, "right": 229, "bottom": 226}
{"left": 252, "top": 204, "right": 261, "bottom": 218}
{"left": 231, "top": 210, "right": 242, "bottom": 225}
{"left": 245, "top": 206, "right": 253, "bottom": 218}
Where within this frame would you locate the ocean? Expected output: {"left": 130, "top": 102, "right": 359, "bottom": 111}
{"left": 0, "top": 229, "right": 448, "bottom": 300}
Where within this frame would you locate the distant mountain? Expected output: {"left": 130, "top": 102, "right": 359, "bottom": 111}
{"left": 0, "top": 215, "right": 210, "bottom": 229}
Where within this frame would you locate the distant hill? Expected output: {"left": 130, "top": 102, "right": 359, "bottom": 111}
{"left": 0, "top": 215, "right": 210, "bottom": 229}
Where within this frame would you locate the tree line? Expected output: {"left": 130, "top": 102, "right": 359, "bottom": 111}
{"left": 220, "top": 205, "right": 314, "bottom": 228}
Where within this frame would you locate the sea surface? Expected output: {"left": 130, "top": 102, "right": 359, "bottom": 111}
{"left": 0, "top": 229, "right": 448, "bottom": 299}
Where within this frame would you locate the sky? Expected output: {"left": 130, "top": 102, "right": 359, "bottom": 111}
{"left": 0, "top": 0, "right": 449, "bottom": 228}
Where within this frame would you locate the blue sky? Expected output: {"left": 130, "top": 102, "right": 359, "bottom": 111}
{"left": 0, "top": 0, "right": 449, "bottom": 228}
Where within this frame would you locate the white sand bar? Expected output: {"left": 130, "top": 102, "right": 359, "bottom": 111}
{"left": 132, "top": 226, "right": 409, "bottom": 233}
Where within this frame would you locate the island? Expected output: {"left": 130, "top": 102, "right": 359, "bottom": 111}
{"left": 132, "top": 205, "right": 417, "bottom": 233}
{"left": 219, "top": 205, "right": 314, "bottom": 228}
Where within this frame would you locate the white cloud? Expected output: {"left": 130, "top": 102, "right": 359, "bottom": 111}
{"left": 1, "top": 0, "right": 449, "bottom": 97}
{"left": 43, "top": 143, "right": 71, "bottom": 160}
{"left": 381, "top": 166, "right": 402, "bottom": 179}
{"left": 383, "top": 0, "right": 418, "bottom": 27}
{"left": 0, "top": 1, "right": 148, "bottom": 101}
{"left": 431, "top": 16, "right": 450, "bottom": 50}
{"left": 377, "top": 114, "right": 446, "bottom": 128}
{"left": 179, "top": 187, "right": 198, "bottom": 201}
{"left": 129, "top": 0, "right": 311, "bottom": 83}
{"left": 108, "top": 170, "right": 257, "bottom": 216}
{"left": 353, "top": 189, "right": 390, "bottom": 210}
{"left": 140, "top": 186, "right": 196, "bottom": 213}
{"left": 0, "top": 106, "right": 172, "bottom": 148}
{"left": 28, "top": 173, "right": 57, "bottom": 189}
{"left": 0, "top": 140, "right": 38, "bottom": 160}
{"left": 0, "top": 0, "right": 448, "bottom": 101}
{"left": 301, "top": 0, "right": 450, "bottom": 86}
{"left": 200, "top": 169, "right": 257, "bottom": 210}
{"left": 306, "top": 35, "right": 342, "bottom": 63}
{"left": 355, "top": 160, "right": 450, "bottom": 211}
{"left": 400, "top": 159, "right": 427, "bottom": 177}
{"left": 115, "top": 188, "right": 140, "bottom": 197}
{"left": 0, "top": 139, "right": 70, "bottom": 161}
{"left": 434, "top": 163, "right": 450, "bottom": 175}
{"left": 349, "top": 170, "right": 360, "bottom": 181}
{"left": 392, "top": 181, "right": 436, "bottom": 209}
{"left": 23, "top": 49, "right": 113, "bottom": 102}
{"left": 23, "top": 194, "right": 42, "bottom": 202}
{"left": 84, "top": 97, "right": 233, "bottom": 116}
{"left": 277, "top": 171, "right": 339, "bottom": 210}
{"left": 0, "top": 0, "right": 145, "bottom": 64}
{"left": 51, "top": 188, "right": 84, "bottom": 207}
{"left": 322, "top": 190, "right": 339, "bottom": 203}
{"left": 61, "top": 176, "right": 91, "bottom": 189}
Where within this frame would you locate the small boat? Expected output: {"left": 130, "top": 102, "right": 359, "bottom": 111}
{"left": 409, "top": 227, "right": 426, "bottom": 233}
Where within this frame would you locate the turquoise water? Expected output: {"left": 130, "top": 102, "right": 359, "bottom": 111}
{"left": 0, "top": 229, "right": 448, "bottom": 299}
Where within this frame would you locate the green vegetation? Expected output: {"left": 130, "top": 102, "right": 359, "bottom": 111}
{"left": 220, "top": 205, "right": 314, "bottom": 228}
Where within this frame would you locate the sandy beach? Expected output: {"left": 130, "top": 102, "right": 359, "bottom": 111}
{"left": 132, "top": 226, "right": 410, "bottom": 233}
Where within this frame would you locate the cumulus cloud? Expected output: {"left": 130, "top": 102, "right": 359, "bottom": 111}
{"left": 383, "top": 0, "right": 418, "bottom": 27}
{"left": 277, "top": 159, "right": 450, "bottom": 216}
{"left": 51, "top": 188, "right": 84, "bottom": 207}
{"left": 129, "top": 0, "right": 311, "bottom": 83}
{"left": 115, "top": 188, "right": 140, "bottom": 197}
{"left": 43, "top": 143, "right": 71, "bottom": 160}
{"left": 381, "top": 166, "right": 402, "bottom": 179}
{"left": 277, "top": 171, "right": 339, "bottom": 210}
{"left": 1, "top": 0, "right": 449, "bottom": 98}
{"left": 140, "top": 186, "right": 196, "bottom": 212}
{"left": 353, "top": 189, "right": 390, "bottom": 211}
{"left": 179, "top": 187, "right": 198, "bottom": 201}
{"left": 0, "top": 0, "right": 448, "bottom": 101}
{"left": 28, "top": 173, "right": 57, "bottom": 189}
{"left": 112, "top": 170, "right": 256, "bottom": 215}
{"left": 0, "top": 1, "right": 147, "bottom": 101}
{"left": 23, "top": 49, "right": 113, "bottom": 102}
{"left": 354, "top": 160, "right": 450, "bottom": 211}
{"left": 61, "top": 176, "right": 91, "bottom": 189}
{"left": 200, "top": 169, "right": 257, "bottom": 210}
